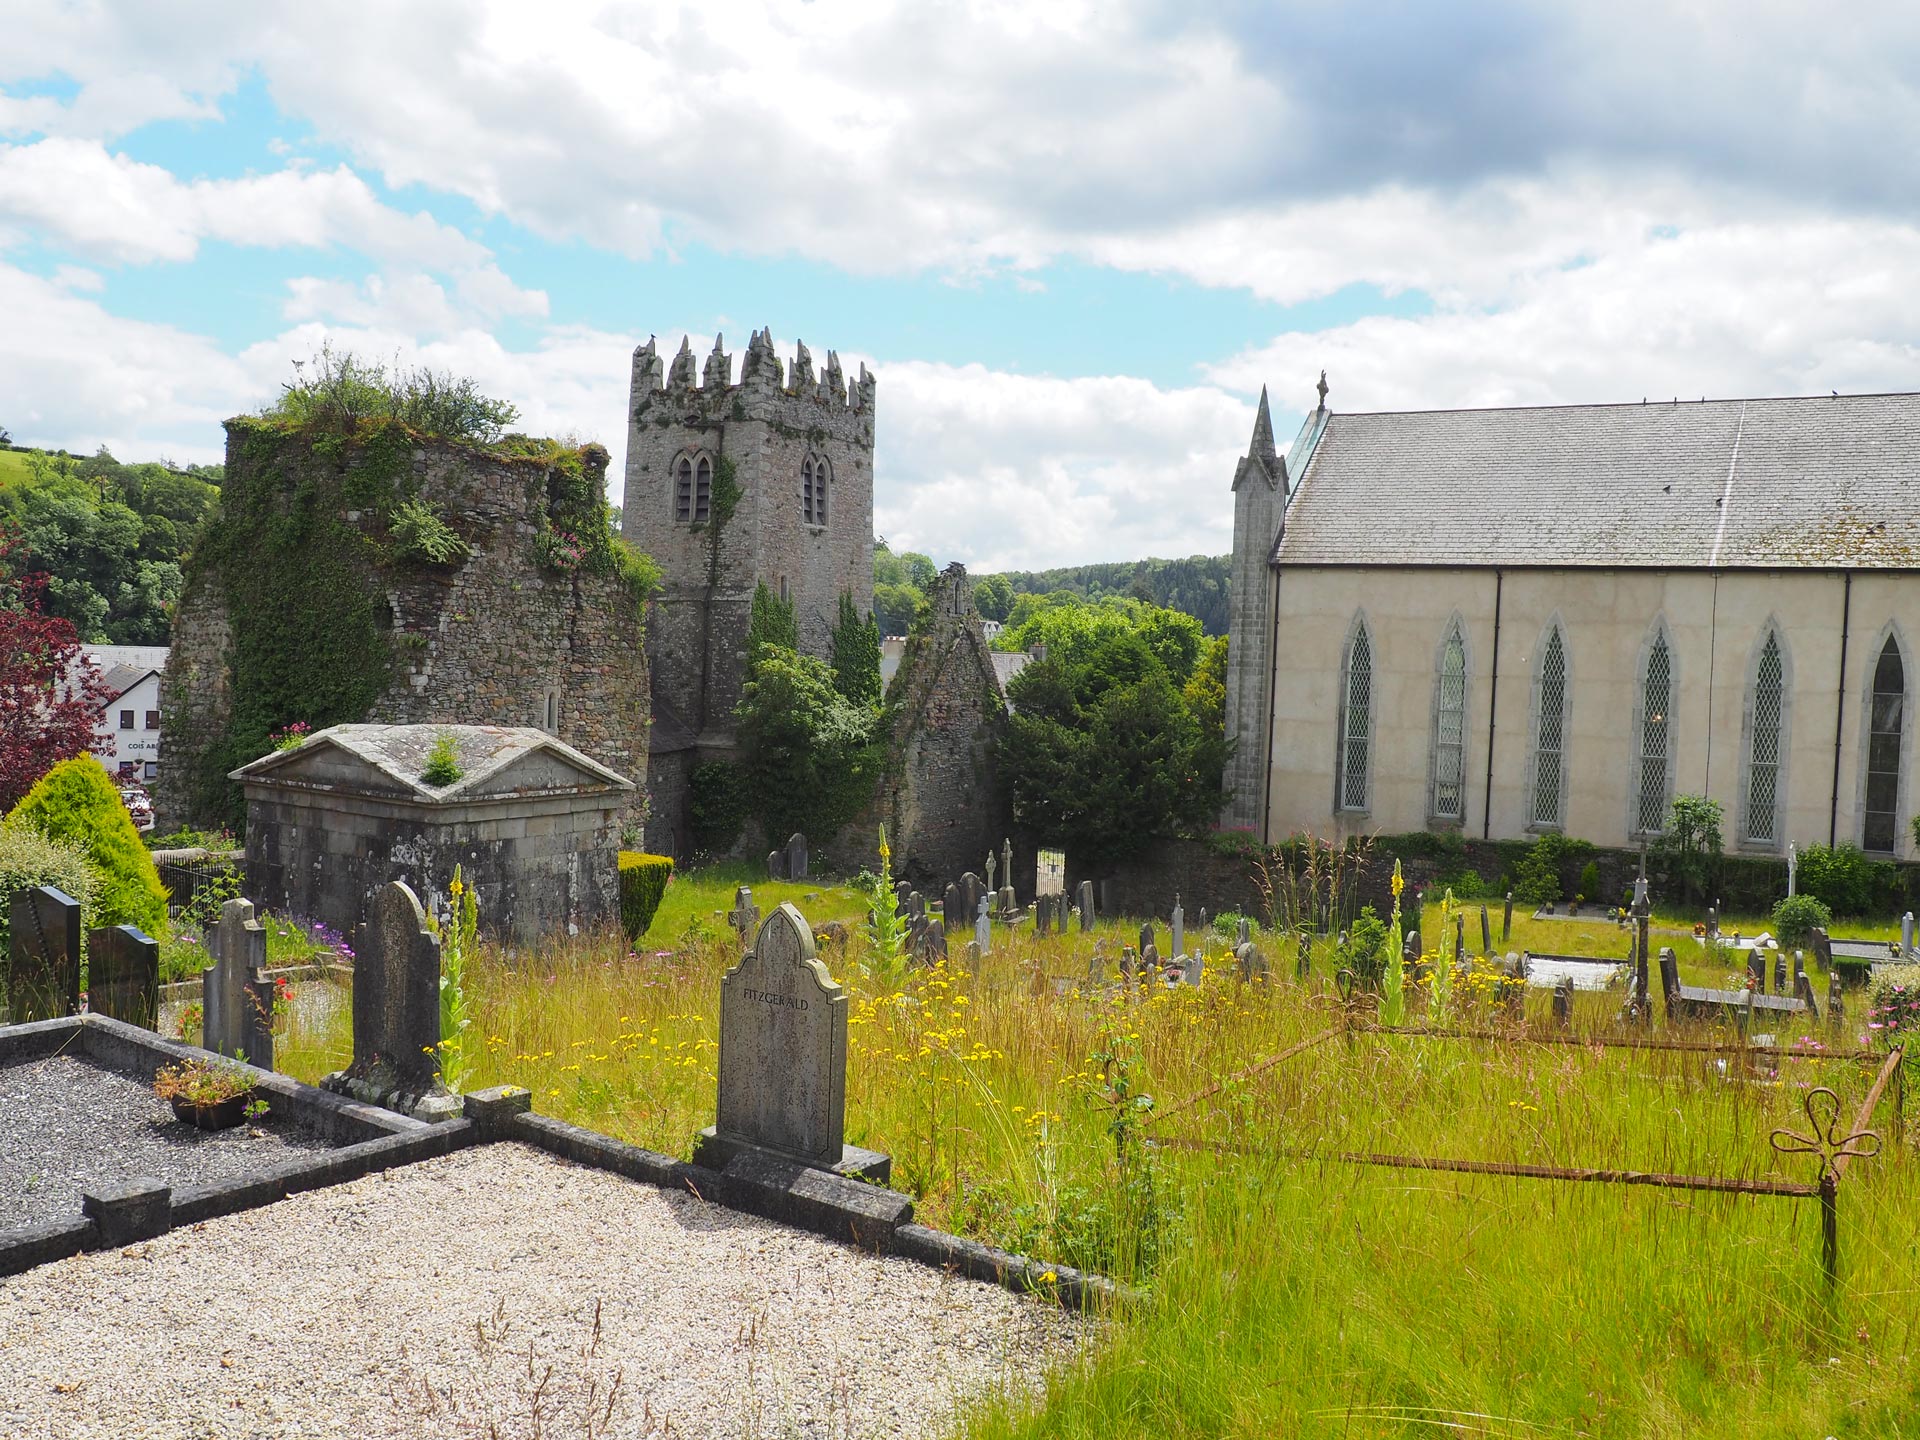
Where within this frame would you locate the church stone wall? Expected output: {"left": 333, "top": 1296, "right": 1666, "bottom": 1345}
{"left": 1262, "top": 565, "right": 1920, "bottom": 859}
{"left": 158, "top": 427, "right": 647, "bottom": 830}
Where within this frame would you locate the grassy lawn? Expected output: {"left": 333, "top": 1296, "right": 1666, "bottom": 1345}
{"left": 259, "top": 862, "right": 1918, "bottom": 1438}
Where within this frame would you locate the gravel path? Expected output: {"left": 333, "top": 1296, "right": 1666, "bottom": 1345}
{"left": 0, "top": 1056, "right": 335, "bottom": 1230}
{"left": 0, "top": 1143, "right": 1087, "bottom": 1439}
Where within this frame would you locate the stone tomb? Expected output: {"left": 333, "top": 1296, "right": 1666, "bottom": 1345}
{"left": 694, "top": 903, "right": 888, "bottom": 1182}
{"left": 203, "top": 897, "right": 275, "bottom": 1069}
{"left": 87, "top": 924, "right": 159, "bottom": 1030}
{"left": 324, "top": 881, "right": 461, "bottom": 1121}
{"left": 232, "top": 723, "right": 633, "bottom": 949}
{"left": 5, "top": 885, "right": 81, "bottom": 1023}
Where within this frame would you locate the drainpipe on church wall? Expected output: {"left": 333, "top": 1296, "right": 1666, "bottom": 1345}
{"left": 1482, "top": 568, "right": 1503, "bottom": 840}
{"left": 1829, "top": 570, "right": 1853, "bottom": 848}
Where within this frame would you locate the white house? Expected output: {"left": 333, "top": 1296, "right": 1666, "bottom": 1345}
{"left": 82, "top": 644, "right": 167, "bottom": 783}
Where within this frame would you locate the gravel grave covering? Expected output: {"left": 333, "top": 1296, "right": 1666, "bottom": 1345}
{"left": 0, "top": 1142, "right": 1088, "bottom": 1439}
{"left": 0, "top": 1056, "right": 336, "bottom": 1230}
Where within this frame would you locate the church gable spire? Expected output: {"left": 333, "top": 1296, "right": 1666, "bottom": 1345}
{"left": 1233, "top": 386, "right": 1286, "bottom": 494}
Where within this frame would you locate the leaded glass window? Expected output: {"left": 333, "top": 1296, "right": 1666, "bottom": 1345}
{"left": 1635, "top": 630, "right": 1673, "bottom": 834}
{"left": 1532, "top": 627, "right": 1567, "bottom": 827}
{"left": 1746, "top": 631, "right": 1785, "bottom": 844}
{"left": 1431, "top": 623, "right": 1467, "bottom": 821}
{"left": 1337, "top": 622, "right": 1372, "bottom": 811}
{"left": 674, "top": 456, "right": 694, "bottom": 521}
{"left": 1864, "top": 636, "right": 1905, "bottom": 853}
{"left": 692, "top": 455, "right": 712, "bottom": 522}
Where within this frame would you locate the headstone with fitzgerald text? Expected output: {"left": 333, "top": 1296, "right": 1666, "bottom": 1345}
{"left": 694, "top": 902, "right": 888, "bottom": 1182}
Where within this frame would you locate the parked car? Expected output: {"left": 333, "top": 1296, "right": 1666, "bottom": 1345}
{"left": 119, "top": 785, "right": 155, "bottom": 831}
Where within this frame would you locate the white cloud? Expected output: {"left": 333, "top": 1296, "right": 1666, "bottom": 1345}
{"left": 875, "top": 362, "right": 1248, "bottom": 570}
{"left": 1208, "top": 216, "right": 1920, "bottom": 414}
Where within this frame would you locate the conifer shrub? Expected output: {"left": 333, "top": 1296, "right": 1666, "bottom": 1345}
{"left": 617, "top": 851, "right": 674, "bottom": 940}
{"left": 0, "top": 821, "right": 98, "bottom": 957}
{"left": 1770, "top": 894, "right": 1833, "bottom": 949}
{"left": 6, "top": 756, "right": 162, "bottom": 936}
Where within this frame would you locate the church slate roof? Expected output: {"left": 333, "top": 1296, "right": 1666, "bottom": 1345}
{"left": 1274, "top": 392, "right": 1920, "bottom": 569}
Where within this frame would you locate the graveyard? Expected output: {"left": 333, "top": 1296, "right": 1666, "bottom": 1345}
{"left": 5, "top": 795, "right": 1913, "bottom": 1437}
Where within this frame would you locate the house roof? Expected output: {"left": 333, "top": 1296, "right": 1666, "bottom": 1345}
{"left": 1273, "top": 392, "right": 1920, "bottom": 569}
{"left": 229, "top": 723, "right": 634, "bottom": 802}
{"left": 95, "top": 664, "right": 157, "bottom": 703}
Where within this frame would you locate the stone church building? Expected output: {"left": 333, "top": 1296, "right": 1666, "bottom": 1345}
{"left": 623, "top": 330, "right": 875, "bottom": 855}
{"left": 1226, "top": 386, "right": 1920, "bottom": 860}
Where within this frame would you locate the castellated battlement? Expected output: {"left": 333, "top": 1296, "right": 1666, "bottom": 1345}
{"left": 629, "top": 329, "right": 876, "bottom": 447}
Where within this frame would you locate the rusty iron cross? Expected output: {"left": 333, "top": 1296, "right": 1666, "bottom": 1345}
{"left": 1769, "top": 1087, "right": 1881, "bottom": 1184}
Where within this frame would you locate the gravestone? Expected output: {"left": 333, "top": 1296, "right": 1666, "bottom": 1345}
{"left": 1085, "top": 938, "right": 1109, "bottom": 987}
{"left": 1793, "top": 951, "right": 1820, "bottom": 1016}
{"left": 1828, "top": 971, "right": 1845, "bottom": 1033}
{"left": 728, "top": 887, "right": 761, "bottom": 949}
{"left": 1747, "top": 949, "right": 1766, "bottom": 993}
{"left": 1141, "top": 942, "right": 1161, "bottom": 990}
{"left": 1181, "top": 953, "right": 1202, "bottom": 985}
{"left": 984, "top": 850, "right": 997, "bottom": 898}
{"left": 1077, "top": 880, "right": 1095, "bottom": 932}
{"left": 1403, "top": 928, "right": 1420, "bottom": 966}
{"left": 997, "top": 884, "right": 1016, "bottom": 917}
{"left": 964, "top": 939, "right": 982, "bottom": 979}
{"left": 975, "top": 897, "right": 992, "bottom": 956}
{"left": 5, "top": 885, "right": 81, "bottom": 1023}
{"left": 695, "top": 903, "right": 886, "bottom": 1181}
{"left": 1905, "top": 912, "right": 1915, "bottom": 958}
{"left": 1705, "top": 906, "right": 1719, "bottom": 941}
{"left": 87, "top": 924, "right": 158, "bottom": 1030}
{"left": 767, "top": 850, "right": 786, "bottom": 881}
{"left": 1235, "top": 941, "right": 1270, "bottom": 984}
{"left": 786, "top": 832, "right": 809, "bottom": 882}
{"left": 326, "top": 881, "right": 459, "bottom": 1121}
{"left": 1035, "top": 897, "right": 1053, "bottom": 937}
{"left": 1139, "top": 922, "right": 1155, "bottom": 956}
{"left": 1171, "top": 896, "right": 1185, "bottom": 958}
{"left": 1036, "top": 848, "right": 1066, "bottom": 897}
{"left": 1773, "top": 948, "right": 1787, "bottom": 993}
{"left": 1001, "top": 838, "right": 1014, "bottom": 896}
{"left": 1810, "top": 925, "right": 1834, "bottom": 979}
{"left": 1119, "top": 945, "right": 1138, "bottom": 985}
{"left": 1480, "top": 905, "right": 1492, "bottom": 957}
{"left": 963, "top": 872, "right": 983, "bottom": 918}
{"left": 1455, "top": 913, "right": 1465, "bottom": 961}
{"left": 203, "top": 897, "right": 274, "bottom": 1069}
{"left": 943, "top": 882, "right": 963, "bottom": 931}
{"left": 1296, "top": 930, "right": 1312, "bottom": 980}
{"left": 1198, "top": 907, "right": 1208, "bottom": 936}
{"left": 1235, "top": 916, "right": 1251, "bottom": 948}
{"left": 895, "top": 879, "right": 912, "bottom": 911}
{"left": 1552, "top": 978, "right": 1574, "bottom": 1028}
{"left": 1502, "top": 892, "right": 1513, "bottom": 944}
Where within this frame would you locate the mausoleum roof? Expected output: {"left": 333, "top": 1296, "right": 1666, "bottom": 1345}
{"left": 229, "top": 723, "right": 634, "bottom": 802}
{"left": 1274, "top": 391, "right": 1920, "bottom": 569}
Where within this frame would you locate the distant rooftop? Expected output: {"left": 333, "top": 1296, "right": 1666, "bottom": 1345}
{"left": 1275, "top": 391, "right": 1920, "bottom": 569}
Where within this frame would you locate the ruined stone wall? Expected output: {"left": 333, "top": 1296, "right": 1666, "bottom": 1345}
{"left": 622, "top": 329, "right": 875, "bottom": 854}
{"left": 830, "top": 564, "right": 1010, "bottom": 885}
{"left": 158, "top": 425, "right": 648, "bottom": 830}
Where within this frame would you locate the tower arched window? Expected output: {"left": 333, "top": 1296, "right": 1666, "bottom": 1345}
{"left": 1863, "top": 633, "right": 1907, "bottom": 853}
{"left": 1335, "top": 618, "right": 1373, "bottom": 813}
{"left": 802, "top": 453, "right": 831, "bottom": 527}
{"left": 1742, "top": 627, "right": 1788, "bottom": 847}
{"left": 673, "top": 452, "right": 713, "bottom": 523}
{"left": 1429, "top": 619, "right": 1467, "bottom": 824}
{"left": 1530, "top": 624, "right": 1569, "bottom": 828}
{"left": 1633, "top": 624, "right": 1674, "bottom": 835}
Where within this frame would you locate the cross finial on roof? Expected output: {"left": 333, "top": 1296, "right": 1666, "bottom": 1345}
{"left": 1316, "top": 370, "right": 1328, "bottom": 410}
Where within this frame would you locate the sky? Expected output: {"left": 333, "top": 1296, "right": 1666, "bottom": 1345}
{"left": 4, "top": 2, "right": 1920, "bottom": 571}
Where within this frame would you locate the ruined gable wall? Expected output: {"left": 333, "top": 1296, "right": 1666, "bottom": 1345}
{"left": 829, "top": 564, "right": 1009, "bottom": 884}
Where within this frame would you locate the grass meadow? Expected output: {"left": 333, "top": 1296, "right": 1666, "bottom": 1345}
{"left": 265, "top": 863, "right": 1919, "bottom": 1439}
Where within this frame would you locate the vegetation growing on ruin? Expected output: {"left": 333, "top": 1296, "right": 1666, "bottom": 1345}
{"left": 178, "top": 351, "right": 658, "bottom": 823}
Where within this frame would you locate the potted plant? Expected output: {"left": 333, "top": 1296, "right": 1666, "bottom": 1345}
{"left": 154, "top": 1058, "right": 263, "bottom": 1130}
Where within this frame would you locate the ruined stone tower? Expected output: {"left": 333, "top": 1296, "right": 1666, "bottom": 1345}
{"left": 623, "top": 330, "right": 876, "bottom": 855}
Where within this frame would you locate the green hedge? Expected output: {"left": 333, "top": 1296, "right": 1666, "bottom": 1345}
{"left": 618, "top": 851, "right": 674, "bottom": 940}
{"left": 8, "top": 756, "right": 167, "bottom": 938}
{"left": 0, "top": 822, "right": 98, "bottom": 962}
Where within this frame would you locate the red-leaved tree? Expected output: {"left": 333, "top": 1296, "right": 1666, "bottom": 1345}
{"left": 0, "top": 530, "right": 113, "bottom": 810}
